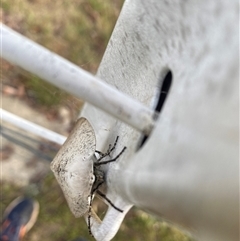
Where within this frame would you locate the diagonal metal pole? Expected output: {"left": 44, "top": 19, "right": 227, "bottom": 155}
{"left": 1, "top": 108, "right": 66, "bottom": 145}
{"left": 0, "top": 24, "right": 156, "bottom": 136}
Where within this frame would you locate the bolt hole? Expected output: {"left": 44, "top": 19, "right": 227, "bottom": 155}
{"left": 155, "top": 70, "right": 172, "bottom": 113}
{"left": 138, "top": 70, "right": 173, "bottom": 149}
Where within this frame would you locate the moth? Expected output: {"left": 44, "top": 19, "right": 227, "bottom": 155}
{"left": 50, "top": 117, "right": 126, "bottom": 236}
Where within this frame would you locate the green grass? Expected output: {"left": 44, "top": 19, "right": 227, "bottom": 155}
{"left": 1, "top": 178, "right": 195, "bottom": 241}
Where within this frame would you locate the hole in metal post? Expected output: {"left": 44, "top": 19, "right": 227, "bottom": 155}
{"left": 155, "top": 70, "right": 172, "bottom": 113}
{"left": 138, "top": 70, "right": 173, "bottom": 149}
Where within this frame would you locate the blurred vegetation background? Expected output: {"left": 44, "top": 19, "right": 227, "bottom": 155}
{"left": 1, "top": 1, "right": 195, "bottom": 240}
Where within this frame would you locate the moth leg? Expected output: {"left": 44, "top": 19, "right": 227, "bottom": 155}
{"left": 95, "top": 150, "right": 105, "bottom": 157}
{"left": 96, "top": 136, "right": 119, "bottom": 162}
{"left": 95, "top": 146, "right": 126, "bottom": 166}
{"left": 87, "top": 195, "right": 94, "bottom": 237}
{"left": 92, "top": 179, "right": 104, "bottom": 194}
{"left": 92, "top": 176, "right": 123, "bottom": 212}
{"left": 97, "top": 190, "right": 123, "bottom": 213}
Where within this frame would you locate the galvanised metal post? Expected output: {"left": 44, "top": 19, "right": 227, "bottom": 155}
{"left": 81, "top": 0, "right": 239, "bottom": 240}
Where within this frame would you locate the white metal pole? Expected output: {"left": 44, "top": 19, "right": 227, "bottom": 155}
{"left": 0, "top": 24, "right": 156, "bottom": 135}
{"left": 0, "top": 108, "right": 66, "bottom": 145}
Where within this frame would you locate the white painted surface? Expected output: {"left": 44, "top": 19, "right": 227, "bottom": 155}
{"left": 81, "top": 0, "right": 239, "bottom": 240}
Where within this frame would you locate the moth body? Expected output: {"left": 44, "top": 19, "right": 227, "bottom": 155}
{"left": 51, "top": 117, "right": 96, "bottom": 217}
{"left": 51, "top": 117, "right": 126, "bottom": 239}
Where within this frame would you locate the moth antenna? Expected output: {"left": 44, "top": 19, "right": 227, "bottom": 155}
{"left": 95, "top": 146, "right": 126, "bottom": 166}
{"left": 96, "top": 136, "right": 119, "bottom": 162}
{"left": 107, "top": 136, "right": 119, "bottom": 154}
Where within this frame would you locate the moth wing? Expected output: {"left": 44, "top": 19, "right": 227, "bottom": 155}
{"left": 51, "top": 117, "right": 96, "bottom": 217}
